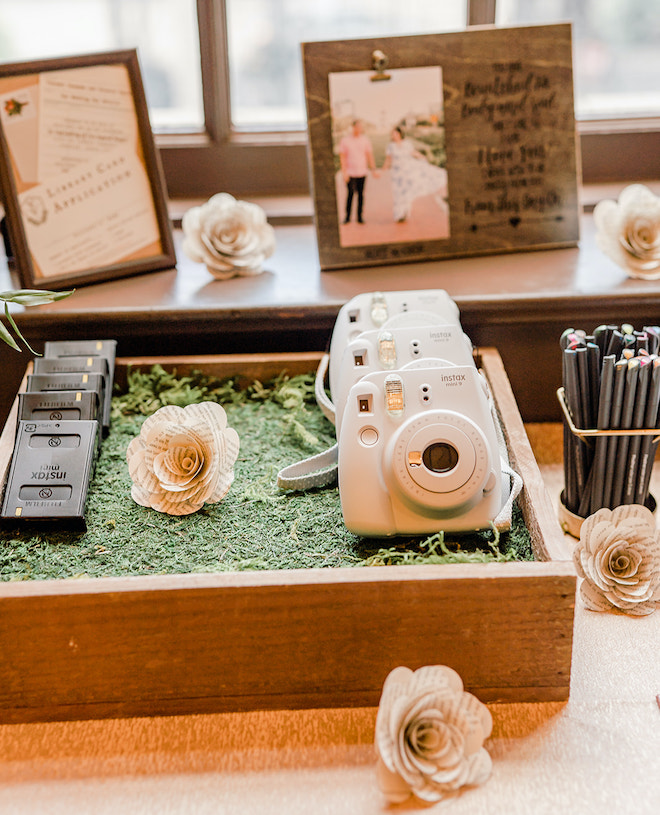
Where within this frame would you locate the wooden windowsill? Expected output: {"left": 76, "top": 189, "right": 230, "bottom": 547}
{"left": 2, "top": 197, "right": 660, "bottom": 426}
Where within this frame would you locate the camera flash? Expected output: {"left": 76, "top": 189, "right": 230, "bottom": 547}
{"left": 370, "top": 292, "right": 388, "bottom": 326}
{"left": 384, "top": 374, "right": 404, "bottom": 415}
{"left": 378, "top": 331, "right": 397, "bottom": 369}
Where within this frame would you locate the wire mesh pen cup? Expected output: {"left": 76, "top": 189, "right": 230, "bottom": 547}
{"left": 557, "top": 387, "right": 658, "bottom": 538}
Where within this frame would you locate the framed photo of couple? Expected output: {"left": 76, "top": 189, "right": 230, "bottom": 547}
{"left": 302, "top": 24, "right": 580, "bottom": 271}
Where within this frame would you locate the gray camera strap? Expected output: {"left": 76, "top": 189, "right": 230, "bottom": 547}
{"left": 276, "top": 353, "right": 523, "bottom": 530}
{"left": 276, "top": 354, "right": 339, "bottom": 490}
{"left": 276, "top": 443, "right": 339, "bottom": 491}
{"left": 313, "top": 352, "right": 336, "bottom": 424}
{"left": 491, "top": 406, "right": 524, "bottom": 531}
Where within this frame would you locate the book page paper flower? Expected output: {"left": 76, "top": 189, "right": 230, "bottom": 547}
{"left": 573, "top": 504, "right": 660, "bottom": 616}
{"left": 127, "top": 402, "right": 239, "bottom": 516}
{"left": 375, "top": 665, "right": 492, "bottom": 805}
{"left": 182, "top": 192, "right": 276, "bottom": 280}
{"left": 593, "top": 184, "right": 660, "bottom": 279}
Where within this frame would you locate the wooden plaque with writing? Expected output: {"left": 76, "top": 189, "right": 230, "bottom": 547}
{"left": 302, "top": 23, "right": 580, "bottom": 270}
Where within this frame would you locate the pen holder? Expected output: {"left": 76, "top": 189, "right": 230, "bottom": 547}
{"left": 558, "top": 490, "right": 657, "bottom": 539}
{"left": 557, "top": 387, "right": 658, "bottom": 538}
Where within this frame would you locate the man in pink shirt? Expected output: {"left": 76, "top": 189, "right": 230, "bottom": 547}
{"left": 338, "top": 120, "right": 377, "bottom": 224}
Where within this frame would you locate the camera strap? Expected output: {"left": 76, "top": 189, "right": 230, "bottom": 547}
{"left": 276, "top": 443, "right": 339, "bottom": 490}
{"left": 276, "top": 354, "right": 339, "bottom": 490}
{"left": 313, "top": 352, "right": 337, "bottom": 425}
{"left": 492, "top": 409, "right": 524, "bottom": 531}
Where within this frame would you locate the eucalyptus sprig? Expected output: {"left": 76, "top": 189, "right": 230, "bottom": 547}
{"left": 1, "top": 288, "right": 74, "bottom": 353}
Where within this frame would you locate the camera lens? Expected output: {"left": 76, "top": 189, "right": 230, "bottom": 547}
{"left": 392, "top": 410, "right": 488, "bottom": 506}
{"left": 422, "top": 442, "right": 459, "bottom": 473}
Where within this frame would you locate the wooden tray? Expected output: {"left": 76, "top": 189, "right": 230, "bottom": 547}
{"left": 0, "top": 350, "right": 575, "bottom": 723}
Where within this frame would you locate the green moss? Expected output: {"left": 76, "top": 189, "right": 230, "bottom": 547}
{"left": 0, "top": 367, "right": 533, "bottom": 581}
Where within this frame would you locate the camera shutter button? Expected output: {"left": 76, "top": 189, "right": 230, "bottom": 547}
{"left": 360, "top": 427, "right": 379, "bottom": 446}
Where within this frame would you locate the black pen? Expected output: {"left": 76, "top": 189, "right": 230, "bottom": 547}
{"left": 606, "top": 329, "right": 624, "bottom": 359}
{"left": 602, "top": 358, "right": 629, "bottom": 508}
{"left": 587, "top": 341, "right": 601, "bottom": 428}
{"left": 562, "top": 348, "right": 578, "bottom": 512}
{"left": 589, "top": 354, "right": 615, "bottom": 514}
{"left": 623, "top": 357, "right": 652, "bottom": 503}
{"left": 563, "top": 347, "right": 589, "bottom": 511}
{"left": 560, "top": 327, "right": 576, "bottom": 350}
{"left": 592, "top": 325, "right": 609, "bottom": 359}
{"left": 643, "top": 326, "right": 660, "bottom": 356}
{"left": 575, "top": 346, "right": 592, "bottom": 430}
{"left": 611, "top": 358, "right": 641, "bottom": 508}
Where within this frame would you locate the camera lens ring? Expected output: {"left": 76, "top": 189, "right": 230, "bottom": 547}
{"left": 388, "top": 409, "right": 492, "bottom": 508}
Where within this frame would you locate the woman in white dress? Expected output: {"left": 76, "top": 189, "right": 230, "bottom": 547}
{"left": 382, "top": 126, "right": 448, "bottom": 223}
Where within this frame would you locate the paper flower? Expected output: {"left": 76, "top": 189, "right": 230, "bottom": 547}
{"left": 181, "top": 192, "right": 276, "bottom": 280}
{"left": 126, "top": 402, "right": 239, "bottom": 515}
{"left": 573, "top": 504, "right": 660, "bottom": 616}
{"left": 375, "top": 665, "right": 492, "bottom": 805}
{"left": 593, "top": 184, "right": 660, "bottom": 279}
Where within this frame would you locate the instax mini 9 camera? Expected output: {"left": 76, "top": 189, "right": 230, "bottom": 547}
{"left": 328, "top": 289, "right": 461, "bottom": 398}
{"left": 324, "top": 290, "right": 509, "bottom": 537}
{"left": 332, "top": 321, "right": 474, "bottom": 434}
{"left": 337, "top": 361, "right": 505, "bottom": 536}
{"left": 278, "top": 290, "right": 512, "bottom": 536}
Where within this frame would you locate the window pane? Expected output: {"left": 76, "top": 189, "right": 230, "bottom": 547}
{"left": 226, "top": 0, "right": 468, "bottom": 130}
{"left": 497, "top": 0, "right": 660, "bottom": 119}
{"left": 0, "top": 0, "right": 203, "bottom": 131}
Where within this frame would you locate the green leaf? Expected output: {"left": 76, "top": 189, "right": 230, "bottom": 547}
{"left": 0, "top": 288, "right": 74, "bottom": 351}
{"left": 4, "top": 304, "right": 37, "bottom": 354}
{"left": 0, "top": 288, "right": 74, "bottom": 306}
{"left": 0, "top": 318, "right": 21, "bottom": 351}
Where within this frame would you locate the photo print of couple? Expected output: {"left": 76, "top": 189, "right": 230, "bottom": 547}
{"left": 330, "top": 66, "right": 450, "bottom": 248}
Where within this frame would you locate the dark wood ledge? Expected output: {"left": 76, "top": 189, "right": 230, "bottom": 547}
{"left": 3, "top": 203, "right": 660, "bottom": 427}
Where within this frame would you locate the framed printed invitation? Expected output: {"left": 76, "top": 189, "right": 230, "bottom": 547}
{"left": 0, "top": 50, "right": 175, "bottom": 289}
{"left": 302, "top": 24, "right": 581, "bottom": 270}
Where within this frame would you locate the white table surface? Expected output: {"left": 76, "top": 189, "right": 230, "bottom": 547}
{"left": 1, "top": 435, "right": 660, "bottom": 814}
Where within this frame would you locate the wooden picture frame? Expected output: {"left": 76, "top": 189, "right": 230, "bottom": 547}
{"left": 302, "top": 23, "right": 581, "bottom": 271}
{"left": 0, "top": 49, "right": 175, "bottom": 289}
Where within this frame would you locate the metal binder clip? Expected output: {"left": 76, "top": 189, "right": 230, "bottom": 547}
{"left": 371, "top": 50, "right": 390, "bottom": 82}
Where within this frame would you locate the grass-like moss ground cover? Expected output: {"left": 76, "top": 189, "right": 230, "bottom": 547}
{"left": 0, "top": 366, "right": 533, "bottom": 581}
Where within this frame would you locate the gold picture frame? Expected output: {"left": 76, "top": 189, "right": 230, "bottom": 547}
{"left": 0, "top": 49, "right": 175, "bottom": 289}
{"left": 302, "top": 23, "right": 581, "bottom": 271}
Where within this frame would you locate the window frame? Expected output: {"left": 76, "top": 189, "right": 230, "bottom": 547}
{"left": 156, "top": 0, "right": 660, "bottom": 199}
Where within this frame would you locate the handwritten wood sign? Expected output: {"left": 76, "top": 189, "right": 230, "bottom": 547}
{"left": 302, "top": 24, "right": 580, "bottom": 270}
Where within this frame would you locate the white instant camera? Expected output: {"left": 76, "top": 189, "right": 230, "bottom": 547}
{"left": 328, "top": 289, "right": 461, "bottom": 398}
{"left": 332, "top": 321, "right": 474, "bottom": 434}
{"left": 337, "top": 360, "right": 505, "bottom": 536}
{"left": 324, "top": 290, "right": 507, "bottom": 537}
{"left": 278, "top": 289, "right": 511, "bottom": 536}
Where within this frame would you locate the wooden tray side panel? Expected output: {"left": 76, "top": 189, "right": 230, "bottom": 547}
{"left": 478, "top": 348, "right": 570, "bottom": 562}
{"left": 0, "top": 564, "right": 575, "bottom": 723}
{"left": 112, "top": 352, "right": 326, "bottom": 391}
{"left": 0, "top": 363, "right": 30, "bottom": 492}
